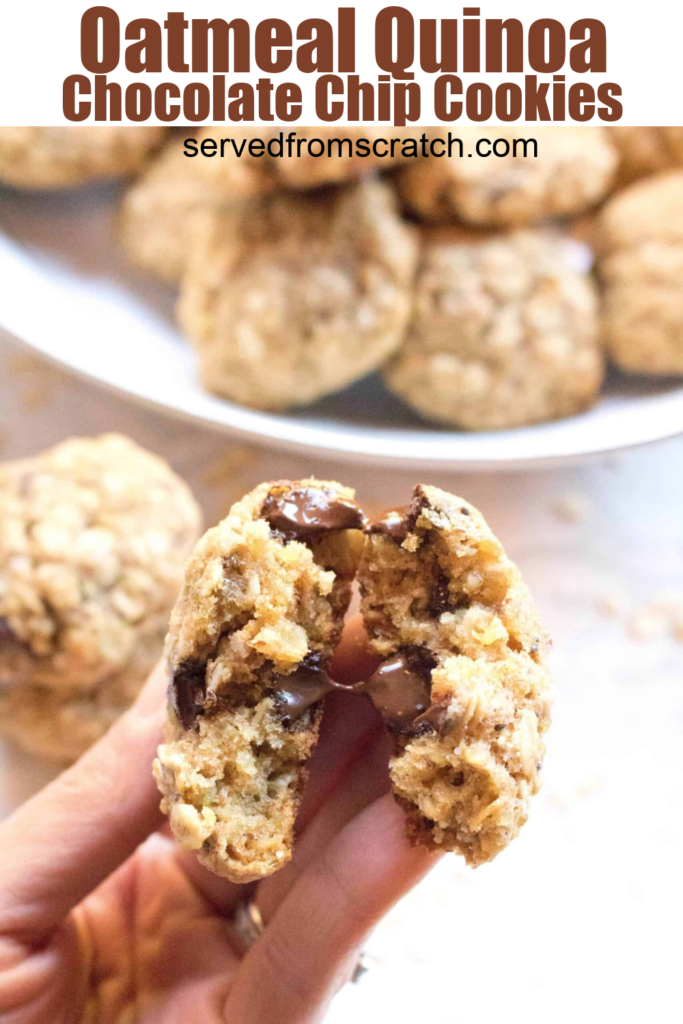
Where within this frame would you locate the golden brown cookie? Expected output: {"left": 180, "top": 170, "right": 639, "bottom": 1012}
{"left": 119, "top": 128, "right": 278, "bottom": 284}
{"left": 610, "top": 127, "right": 683, "bottom": 183}
{"left": 0, "top": 127, "right": 167, "bottom": 189}
{"left": 273, "top": 127, "right": 422, "bottom": 189}
{"left": 358, "top": 485, "right": 552, "bottom": 865}
{"left": 0, "top": 435, "right": 202, "bottom": 760}
{"left": 385, "top": 227, "right": 602, "bottom": 430}
{"left": 397, "top": 127, "right": 617, "bottom": 227}
{"left": 154, "top": 479, "right": 365, "bottom": 882}
{"left": 178, "top": 178, "right": 418, "bottom": 410}
{"left": 597, "top": 171, "right": 683, "bottom": 375}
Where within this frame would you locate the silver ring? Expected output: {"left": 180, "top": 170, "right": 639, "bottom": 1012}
{"left": 351, "top": 950, "right": 375, "bottom": 984}
{"left": 232, "top": 900, "right": 265, "bottom": 950}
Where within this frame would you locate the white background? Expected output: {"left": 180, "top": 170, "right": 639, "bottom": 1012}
{"left": 0, "top": 0, "right": 681, "bottom": 125}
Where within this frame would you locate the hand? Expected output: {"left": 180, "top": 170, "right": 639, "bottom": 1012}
{"left": 0, "top": 616, "right": 440, "bottom": 1024}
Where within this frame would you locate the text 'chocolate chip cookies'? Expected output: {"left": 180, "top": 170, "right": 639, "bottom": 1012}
{"left": 155, "top": 480, "right": 551, "bottom": 882}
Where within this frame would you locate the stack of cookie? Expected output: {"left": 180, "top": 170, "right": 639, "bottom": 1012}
{"left": 0, "top": 434, "right": 202, "bottom": 762}
{"left": 2, "top": 126, "right": 683, "bottom": 429}
{"left": 117, "top": 125, "right": 619, "bottom": 430}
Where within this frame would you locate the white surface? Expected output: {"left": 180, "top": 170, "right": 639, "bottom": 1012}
{"left": 0, "top": 333, "right": 681, "bottom": 1023}
{"left": 0, "top": 183, "right": 682, "bottom": 471}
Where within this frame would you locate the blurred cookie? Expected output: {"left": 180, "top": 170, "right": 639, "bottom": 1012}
{"left": 610, "top": 127, "right": 683, "bottom": 183}
{"left": 597, "top": 171, "right": 683, "bottom": 374}
{"left": 274, "top": 127, "right": 421, "bottom": 189}
{"left": 119, "top": 128, "right": 278, "bottom": 284}
{"left": 0, "top": 434, "right": 202, "bottom": 760}
{"left": 0, "top": 127, "right": 167, "bottom": 189}
{"left": 0, "top": 661, "right": 143, "bottom": 763}
{"left": 398, "top": 127, "right": 617, "bottom": 227}
{"left": 385, "top": 228, "right": 602, "bottom": 430}
{"left": 358, "top": 484, "right": 552, "bottom": 865}
{"left": 154, "top": 479, "right": 365, "bottom": 882}
{"left": 178, "top": 178, "right": 418, "bottom": 410}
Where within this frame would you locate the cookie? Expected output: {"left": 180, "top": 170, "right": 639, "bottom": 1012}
{"left": 597, "top": 171, "right": 683, "bottom": 375}
{"left": 178, "top": 178, "right": 418, "bottom": 410}
{"left": 0, "top": 666, "right": 142, "bottom": 763}
{"left": 385, "top": 228, "right": 603, "bottom": 430}
{"left": 357, "top": 485, "right": 552, "bottom": 865}
{"left": 153, "top": 479, "right": 366, "bottom": 882}
{"left": 0, "top": 435, "right": 202, "bottom": 760}
{"left": 0, "top": 127, "right": 167, "bottom": 189}
{"left": 397, "top": 127, "right": 617, "bottom": 227}
{"left": 611, "top": 127, "right": 683, "bottom": 183}
{"left": 119, "top": 128, "right": 278, "bottom": 284}
{"left": 274, "top": 127, "right": 421, "bottom": 189}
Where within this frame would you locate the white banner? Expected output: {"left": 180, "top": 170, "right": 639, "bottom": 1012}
{"left": 0, "top": 0, "right": 680, "bottom": 126}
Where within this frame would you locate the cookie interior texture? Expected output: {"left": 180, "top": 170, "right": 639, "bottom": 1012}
{"left": 358, "top": 485, "right": 552, "bottom": 866}
{"left": 154, "top": 479, "right": 365, "bottom": 883}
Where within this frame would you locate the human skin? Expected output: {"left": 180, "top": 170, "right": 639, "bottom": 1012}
{"left": 0, "top": 616, "right": 440, "bottom": 1024}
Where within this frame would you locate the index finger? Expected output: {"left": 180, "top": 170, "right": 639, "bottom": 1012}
{"left": 0, "top": 663, "right": 167, "bottom": 944}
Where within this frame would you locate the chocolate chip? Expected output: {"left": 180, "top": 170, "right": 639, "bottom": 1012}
{"left": 428, "top": 570, "right": 452, "bottom": 617}
{"left": 271, "top": 651, "right": 342, "bottom": 726}
{"left": 366, "top": 507, "right": 410, "bottom": 543}
{"left": 262, "top": 486, "right": 366, "bottom": 541}
{"left": 460, "top": 507, "right": 470, "bottom": 516}
{"left": 170, "top": 659, "right": 207, "bottom": 730}
{"left": 361, "top": 646, "right": 437, "bottom": 735}
{"left": 494, "top": 723, "right": 506, "bottom": 732}
{"left": 365, "top": 486, "right": 433, "bottom": 545}
{"left": 451, "top": 771, "right": 465, "bottom": 787}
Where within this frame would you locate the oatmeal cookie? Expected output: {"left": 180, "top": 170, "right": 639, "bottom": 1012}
{"left": 153, "top": 479, "right": 366, "bottom": 882}
{"left": 274, "top": 127, "right": 421, "bottom": 189}
{"left": 0, "top": 666, "right": 142, "bottom": 763}
{"left": 385, "top": 228, "right": 602, "bottom": 430}
{"left": 397, "top": 127, "right": 617, "bottom": 227}
{"left": 178, "top": 178, "right": 418, "bottom": 410}
{"left": 0, "top": 127, "right": 167, "bottom": 189}
{"left": 610, "top": 127, "right": 683, "bottom": 183}
{"left": 0, "top": 434, "right": 201, "bottom": 716}
{"left": 119, "top": 128, "right": 278, "bottom": 284}
{"left": 597, "top": 171, "right": 683, "bottom": 375}
{"left": 357, "top": 485, "right": 552, "bottom": 866}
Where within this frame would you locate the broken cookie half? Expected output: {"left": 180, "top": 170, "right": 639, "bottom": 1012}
{"left": 155, "top": 479, "right": 551, "bottom": 882}
{"left": 358, "top": 485, "right": 552, "bottom": 866}
{"left": 153, "top": 479, "right": 365, "bottom": 882}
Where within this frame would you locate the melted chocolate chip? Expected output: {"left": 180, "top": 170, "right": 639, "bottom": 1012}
{"left": 261, "top": 487, "right": 366, "bottom": 541}
{"left": 271, "top": 652, "right": 340, "bottom": 725}
{"left": 365, "top": 486, "right": 432, "bottom": 545}
{"left": 367, "top": 507, "right": 410, "bottom": 543}
{"left": 362, "top": 647, "right": 436, "bottom": 734}
{"left": 171, "top": 660, "right": 207, "bottom": 730}
{"left": 413, "top": 702, "right": 450, "bottom": 735}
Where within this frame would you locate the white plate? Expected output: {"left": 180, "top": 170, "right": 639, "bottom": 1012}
{"left": 0, "top": 183, "right": 682, "bottom": 470}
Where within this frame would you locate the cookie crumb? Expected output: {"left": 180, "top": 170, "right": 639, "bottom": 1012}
{"left": 627, "top": 609, "right": 664, "bottom": 642}
{"left": 553, "top": 493, "right": 592, "bottom": 524}
{"left": 595, "top": 593, "right": 622, "bottom": 618}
